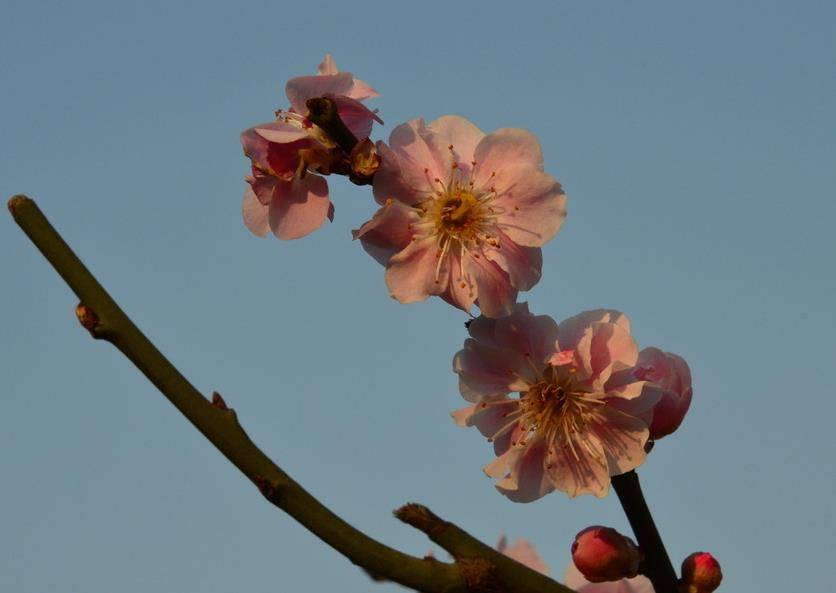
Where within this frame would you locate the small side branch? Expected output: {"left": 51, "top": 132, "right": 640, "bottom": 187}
{"left": 396, "top": 503, "right": 572, "bottom": 593}
{"left": 8, "top": 195, "right": 574, "bottom": 593}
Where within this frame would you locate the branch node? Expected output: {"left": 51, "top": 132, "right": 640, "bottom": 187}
{"left": 75, "top": 303, "right": 104, "bottom": 337}
{"left": 394, "top": 503, "right": 450, "bottom": 540}
{"left": 458, "top": 557, "right": 508, "bottom": 593}
{"left": 253, "top": 475, "right": 286, "bottom": 506}
{"left": 211, "top": 391, "right": 230, "bottom": 411}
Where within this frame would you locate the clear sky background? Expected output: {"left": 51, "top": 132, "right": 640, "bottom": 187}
{"left": 2, "top": 1, "right": 834, "bottom": 592}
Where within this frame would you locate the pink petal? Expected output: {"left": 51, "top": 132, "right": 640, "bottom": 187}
{"left": 500, "top": 538, "right": 550, "bottom": 576}
{"left": 266, "top": 174, "right": 332, "bottom": 240}
{"left": 491, "top": 305, "right": 560, "bottom": 366}
{"left": 440, "top": 250, "right": 477, "bottom": 314}
{"left": 254, "top": 121, "right": 311, "bottom": 144}
{"left": 454, "top": 339, "right": 533, "bottom": 401}
{"left": 372, "top": 141, "right": 426, "bottom": 206}
{"left": 385, "top": 236, "right": 447, "bottom": 304}
{"left": 347, "top": 76, "right": 380, "bottom": 101}
{"left": 590, "top": 407, "right": 649, "bottom": 476}
{"left": 483, "top": 232, "right": 543, "bottom": 291}
{"left": 330, "top": 95, "right": 382, "bottom": 139}
{"left": 575, "top": 322, "right": 639, "bottom": 391}
{"left": 465, "top": 252, "right": 517, "bottom": 319}
{"left": 548, "top": 349, "right": 575, "bottom": 366}
{"left": 285, "top": 71, "right": 355, "bottom": 114}
{"left": 558, "top": 310, "right": 631, "bottom": 352}
{"left": 495, "top": 437, "right": 555, "bottom": 502}
{"left": 242, "top": 186, "right": 270, "bottom": 237}
{"left": 387, "top": 118, "right": 453, "bottom": 195}
{"left": 473, "top": 128, "right": 544, "bottom": 183}
{"left": 426, "top": 115, "right": 485, "bottom": 175}
{"left": 353, "top": 200, "right": 418, "bottom": 266}
{"left": 317, "top": 54, "right": 338, "bottom": 75}
{"left": 544, "top": 434, "right": 611, "bottom": 498}
{"left": 491, "top": 166, "right": 567, "bottom": 247}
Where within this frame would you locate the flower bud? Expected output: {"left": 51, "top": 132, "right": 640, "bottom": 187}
{"left": 350, "top": 137, "right": 381, "bottom": 181}
{"left": 634, "top": 347, "right": 693, "bottom": 440}
{"left": 571, "top": 526, "right": 641, "bottom": 583}
{"left": 681, "top": 552, "right": 722, "bottom": 593}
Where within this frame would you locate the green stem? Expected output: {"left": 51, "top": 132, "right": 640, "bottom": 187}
{"left": 611, "top": 471, "right": 679, "bottom": 593}
{"left": 8, "top": 195, "right": 575, "bottom": 593}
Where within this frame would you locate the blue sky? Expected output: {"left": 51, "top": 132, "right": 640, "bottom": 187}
{"left": 1, "top": 1, "right": 834, "bottom": 592}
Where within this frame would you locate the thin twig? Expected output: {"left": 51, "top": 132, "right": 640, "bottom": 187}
{"left": 8, "top": 195, "right": 575, "bottom": 593}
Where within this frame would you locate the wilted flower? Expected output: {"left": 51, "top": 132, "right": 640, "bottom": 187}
{"left": 354, "top": 115, "right": 566, "bottom": 317}
{"left": 565, "top": 562, "right": 654, "bottom": 593}
{"left": 633, "top": 347, "right": 693, "bottom": 440}
{"left": 452, "top": 304, "right": 659, "bottom": 500}
{"left": 571, "top": 526, "right": 641, "bottom": 583}
{"left": 241, "top": 54, "right": 382, "bottom": 240}
{"left": 496, "top": 534, "right": 550, "bottom": 575}
{"left": 680, "top": 552, "right": 722, "bottom": 593}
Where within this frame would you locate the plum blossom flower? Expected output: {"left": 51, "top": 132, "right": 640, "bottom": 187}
{"left": 452, "top": 304, "right": 659, "bottom": 500}
{"left": 496, "top": 534, "right": 550, "bottom": 575}
{"left": 241, "top": 54, "right": 382, "bottom": 240}
{"left": 565, "top": 562, "right": 654, "bottom": 593}
{"left": 353, "top": 116, "right": 566, "bottom": 317}
{"left": 632, "top": 347, "right": 693, "bottom": 440}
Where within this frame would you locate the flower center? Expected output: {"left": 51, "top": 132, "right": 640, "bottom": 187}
{"left": 517, "top": 366, "right": 594, "bottom": 446}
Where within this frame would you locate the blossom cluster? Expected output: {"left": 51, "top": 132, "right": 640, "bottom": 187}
{"left": 239, "top": 54, "right": 716, "bottom": 591}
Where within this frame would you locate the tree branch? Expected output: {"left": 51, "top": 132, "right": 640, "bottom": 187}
{"left": 8, "top": 195, "right": 574, "bottom": 593}
{"left": 611, "top": 471, "right": 679, "bottom": 593}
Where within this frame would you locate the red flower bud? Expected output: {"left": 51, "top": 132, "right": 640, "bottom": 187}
{"left": 681, "top": 552, "right": 722, "bottom": 593}
{"left": 571, "top": 526, "right": 642, "bottom": 583}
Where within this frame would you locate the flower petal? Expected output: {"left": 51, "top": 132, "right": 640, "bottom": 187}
{"left": 353, "top": 200, "right": 419, "bottom": 266}
{"left": 387, "top": 118, "right": 453, "bottom": 195}
{"left": 330, "top": 94, "right": 383, "bottom": 140}
{"left": 372, "top": 141, "right": 426, "bottom": 206}
{"left": 492, "top": 166, "right": 567, "bottom": 247}
{"left": 427, "top": 115, "right": 485, "bottom": 175}
{"left": 544, "top": 434, "right": 611, "bottom": 498}
{"left": 465, "top": 252, "right": 517, "bottom": 319}
{"left": 440, "top": 250, "right": 477, "bottom": 314}
{"left": 385, "top": 236, "right": 447, "bottom": 303}
{"left": 473, "top": 127, "right": 544, "bottom": 183}
{"left": 483, "top": 232, "right": 543, "bottom": 291}
{"left": 590, "top": 407, "right": 649, "bottom": 476}
{"left": 285, "top": 72, "right": 355, "bottom": 114}
{"left": 454, "top": 338, "right": 533, "bottom": 401}
{"left": 242, "top": 186, "right": 269, "bottom": 237}
{"left": 558, "top": 310, "right": 631, "bottom": 352}
{"left": 267, "top": 174, "right": 331, "bottom": 240}
{"left": 495, "top": 437, "right": 555, "bottom": 502}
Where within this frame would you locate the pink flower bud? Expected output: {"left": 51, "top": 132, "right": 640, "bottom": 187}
{"left": 634, "top": 347, "right": 693, "bottom": 440}
{"left": 571, "top": 526, "right": 642, "bottom": 583}
{"left": 681, "top": 552, "right": 722, "bottom": 593}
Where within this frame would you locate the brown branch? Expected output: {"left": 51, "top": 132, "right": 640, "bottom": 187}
{"left": 396, "top": 504, "right": 568, "bottom": 593}
{"left": 8, "top": 195, "right": 575, "bottom": 593}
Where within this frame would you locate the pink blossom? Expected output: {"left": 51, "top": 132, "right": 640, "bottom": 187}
{"left": 564, "top": 562, "right": 654, "bottom": 593}
{"left": 496, "top": 534, "right": 550, "bottom": 575}
{"left": 354, "top": 116, "right": 566, "bottom": 317}
{"left": 241, "top": 54, "right": 381, "bottom": 240}
{"left": 632, "top": 347, "right": 693, "bottom": 440}
{"left": 452, "top": 304, "right": 659, "bottom": 500}
{"left": 571, "top": 526, "right": 641, "bottom": 583}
